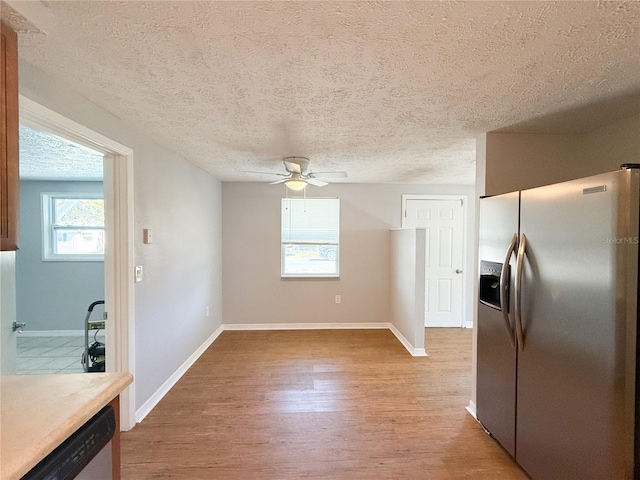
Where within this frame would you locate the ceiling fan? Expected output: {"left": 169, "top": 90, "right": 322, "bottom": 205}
{"left": 246, "top": 157, "right": 348, "bottom": 190}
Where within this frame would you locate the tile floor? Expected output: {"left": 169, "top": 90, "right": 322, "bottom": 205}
{"left": 17, "top": 334, "right": 104, "bottom": 374}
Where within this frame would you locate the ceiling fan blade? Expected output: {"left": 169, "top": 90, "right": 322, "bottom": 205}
{"left": 244, "top": 170, "right": 288, "bottom": 177}
{"left": 269, "top": 179, "right": 287, "bottom": 185}
{"left": 310, "top": 171, "right": 348, "bottom": 179}
{"left": 306, "top": 178, "right": 328, "bottom": 187}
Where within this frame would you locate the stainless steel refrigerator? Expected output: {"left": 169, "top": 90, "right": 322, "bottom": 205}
{"left": 477, "top": 166, "right": 640, "bottom": 480}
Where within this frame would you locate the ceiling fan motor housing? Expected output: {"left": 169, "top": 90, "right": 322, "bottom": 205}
{"left": 283, "top": 156, "right": 310, "bottom": 174}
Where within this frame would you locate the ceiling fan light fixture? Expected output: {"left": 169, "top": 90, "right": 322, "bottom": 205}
{"left": 284, "top": 179, "right": 308, "bottom": 191}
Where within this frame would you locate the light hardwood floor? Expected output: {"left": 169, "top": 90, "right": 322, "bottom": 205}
{"left": 121, "top": 328, "right": 529, "bottom": 479}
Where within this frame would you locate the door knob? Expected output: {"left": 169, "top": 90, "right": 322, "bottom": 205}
{"left": 12, "top": 322, "right": 26, "bottom": 333}
{"left": 455, "top": 269, "right": 463, "bottom": 274}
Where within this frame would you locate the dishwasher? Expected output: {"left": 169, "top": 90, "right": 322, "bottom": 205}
{"left": 21, "top": 405, "right": 115, "bottom": 480}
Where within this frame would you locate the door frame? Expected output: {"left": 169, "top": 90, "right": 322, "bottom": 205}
{"left": 20, "top": 96, "right": 136, "bottom": 430}
{"left": 401, "top": 194, "right": 469, "bottom": 328}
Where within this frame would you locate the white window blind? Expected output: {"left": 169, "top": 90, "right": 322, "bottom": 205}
{"left": 281, "top": 198, "right": 340, "bottom": 277}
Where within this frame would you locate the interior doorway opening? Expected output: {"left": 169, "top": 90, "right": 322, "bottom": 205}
{"left": 18, "top": 96, "right": 136, "bottom": 430}
{"left": 16, "top": 124, "right": 105, "bottom": 374}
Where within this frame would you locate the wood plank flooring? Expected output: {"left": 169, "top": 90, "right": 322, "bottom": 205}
{"left": 121, "top": 328, "right": 528, "bottom": 479}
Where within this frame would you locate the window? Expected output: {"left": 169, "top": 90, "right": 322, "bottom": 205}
{"left": 42, "top": 193, "right": 105, "bottom": 261}
{"left": 281, "top": 197, "right": 340, "bottom": 277}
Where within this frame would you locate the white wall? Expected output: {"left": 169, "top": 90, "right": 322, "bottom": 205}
{"left": 16, "top": 180, "right": 105, "bottom": 331}
{"left": 19, "top": 62, "right": 223, "bottom": 410}
{"left": 390, "top": 228, "right": 426, "bottom": 354}
{"left": 222, "top": 182, "right": 475, "bottom": 330}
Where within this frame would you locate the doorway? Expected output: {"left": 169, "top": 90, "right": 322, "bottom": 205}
{"left": 16, "top": 124, "right": 105, "bottom": 374}
{"left": 14, "top": 96, "right": 136, "bottom": 430}
{"left": 402, "top": 195, "right": 467, "bottom": 328}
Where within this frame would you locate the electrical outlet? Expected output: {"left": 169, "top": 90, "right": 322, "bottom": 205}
{"left": 205, "top": 306, "right": 210, "bottom": 317}
{"left": 335, "top": 295, "right": 341, "bottom": 304}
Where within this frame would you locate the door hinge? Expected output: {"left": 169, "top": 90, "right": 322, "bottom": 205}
{"left": 460, "top": 199, "right": 464, "bottom": 207}
{"left": 404, "top": 209, "right": 407, "bottom": 218}
{"left": 103, "top": 312, "right": 108, "bottom": 320}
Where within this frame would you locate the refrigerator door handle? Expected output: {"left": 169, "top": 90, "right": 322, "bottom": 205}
{"left": 500, "top": 233, "right": 518, "bottom": 348}
{"left": 515, "top": 233, "right": 527, "bottom": 351}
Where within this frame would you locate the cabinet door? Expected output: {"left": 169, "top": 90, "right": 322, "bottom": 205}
{"left": 1, "top": 21, "right": 19, "bottom": 251}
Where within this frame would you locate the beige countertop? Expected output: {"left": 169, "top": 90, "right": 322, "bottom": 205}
{"left": 0, "top": 372, "right": 133, "bottom": 480}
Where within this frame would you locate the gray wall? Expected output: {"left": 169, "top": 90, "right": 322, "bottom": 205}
{"left": 222, "top": 182, "right": 476, "bottom": 329}
{"left": 483, "top": 113, "right": 640, "bottom": 196}
{"left": 582, "top": 114, "right": 640, "bottom": 171}
{"left": 16, "top": 180, "right": 105, "bottom": 331}
{"left": 20, "top": 61, "right": 223, "bottom": 410}
{"left": 133, "top": 140, "right": 222, "bottom": 404}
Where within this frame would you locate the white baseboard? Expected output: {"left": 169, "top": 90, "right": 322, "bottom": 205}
{"left": 135, "top": 325, "right": 224, "bottom": 423}
{"left": 19, "top": 329, "right": 84, "bottom": 337}
{"left": 222, "top": 322, "right": 390, "bottom": 331}
{"left": 224, "top": 322, "right": 425, "bottom": 357}
{"left": 388, "top": 324, "right": 428, "bottom": 357}
{"left": 466, "top": 400, "right": 477, "bottom": 419}
{"left": 464, "top": 321, "right": 474, "bottom": 329}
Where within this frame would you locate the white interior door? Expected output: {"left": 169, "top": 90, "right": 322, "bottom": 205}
{"left": 405, "top": 198, "right": 464, "bottom": 327}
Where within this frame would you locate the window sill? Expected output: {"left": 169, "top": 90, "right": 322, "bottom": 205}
{"left": 43, "top": 256, "right": 105, "bottom": 262}
{"left": 281, "top": 274, "right": 340, "bottom": 279}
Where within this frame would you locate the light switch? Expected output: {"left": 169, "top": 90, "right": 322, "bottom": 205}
{"left": 135, "top": 265, "right": 143, "bottom": 283}
{"left": 143, "top": 229, "right": 153, "bottom": 244}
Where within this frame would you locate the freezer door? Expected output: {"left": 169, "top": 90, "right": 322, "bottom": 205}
{"left": 477, "top": 191, "right": 519, "bottom": 457}
{"left": 516, "top": 170, "right": 639, "bottom": 480}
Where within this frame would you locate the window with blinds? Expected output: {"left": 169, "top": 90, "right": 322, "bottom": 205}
{"left": 281, "top": 197, "right": 340, "bottom": 277}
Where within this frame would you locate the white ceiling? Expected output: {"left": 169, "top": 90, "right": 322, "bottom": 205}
{"left": 19, "top": 125, "right": 103, "bottom": 181}
{"left": 4, "top": 1, "right": 640, "bottom": 185}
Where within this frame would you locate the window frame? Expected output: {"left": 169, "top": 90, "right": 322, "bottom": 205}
{"left": 41, "top": 192, "right": 105, "bottom": 262}
{"left": 281, "top": 197, "right": 340, "bottom": 278}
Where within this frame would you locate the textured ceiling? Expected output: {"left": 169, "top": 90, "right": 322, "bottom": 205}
{"left": 19, "top": 125, "right": 103, "bottom": 181}
{"left": 4, "top": 1, "right": 640, "bottom": 185}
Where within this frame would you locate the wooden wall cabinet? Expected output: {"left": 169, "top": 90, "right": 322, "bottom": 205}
{"left": 1, "top": 21, "right": 19, "bottom": 251}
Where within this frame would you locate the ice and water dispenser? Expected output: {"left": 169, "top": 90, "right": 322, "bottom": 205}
{"left": 479, "top": 261, "right": 508, "bottom": 311}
